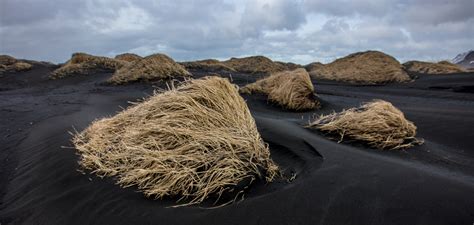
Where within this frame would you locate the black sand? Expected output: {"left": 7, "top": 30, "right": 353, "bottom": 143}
{"left": 1, "top": 66, "right": 473, "bottom": 225}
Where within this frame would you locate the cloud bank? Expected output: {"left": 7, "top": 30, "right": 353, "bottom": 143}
{"left": 1, "top": 0, "right": 473, "bottom": 64}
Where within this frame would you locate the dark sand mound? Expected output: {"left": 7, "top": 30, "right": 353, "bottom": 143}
{"left": 180, "top": 59, "right": 236, "bottom": 72}
{"left": 114, "top": 53, "right": 142, "bottom": 62}
{"left": 0, "top": 55, "right": 33, "bottom": 74}
{"left": 240, "top": 68, "right": 319, "bottom": 110}
{"left": 223, "top": 56, "right": 287, "bottom": 74}
{"left": 308, "top": 51, "right": 411, "bottom": 84}
{"left": 308, "top": 100, "right": 423, "bottom": 150}
{"left": 50, "top": 53, "right": 126, "bottom": 79}
{"left": 109, "top": 53, "right": 191, "bottom": 84}
{"left": 403, "top": 60, "right": 467, "bottom": 74}
{"left": 73, "top": 76, "right": 278, "bottom": 205}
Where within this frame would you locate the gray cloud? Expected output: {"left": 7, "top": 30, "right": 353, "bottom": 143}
{"left": 0, "top": 0, "right": 473, "bottom": 64}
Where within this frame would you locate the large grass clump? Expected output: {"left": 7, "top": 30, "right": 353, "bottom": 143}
{"left": 240, "top": 68, "right": 320, "bottom": 110}
{"left": 109, "top": 53, "right": 191, "bottom": 84}
{"left": 73, "top": 76, "right": 279, "bottom": 205}
{"left": 50, "top": 53, "right": 126, "bottom": 79}
{"left": 223, "top": 56, "right": 287, "bottom": 74}
{"left": 114, "top": 53, "right": 142, "bottom": 62}
{"left": 307, "top": 51, "right": 411, "bottom": 84}
{"left": 307, "top": 100, "right": 423, "bottom": 150}
{"left": 403, "top": 60, "right": 466, "bottom": 74}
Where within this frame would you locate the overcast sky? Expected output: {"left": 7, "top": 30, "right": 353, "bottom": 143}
{"left": 1, "top": 0, "right": 473, "bottom": 64}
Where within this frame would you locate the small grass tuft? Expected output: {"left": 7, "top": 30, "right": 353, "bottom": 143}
{"left": 307, "top": 100, "right": 423, "bottom": 150}
{"left": 240, "top": 68, "right": 320, "bottom": 110}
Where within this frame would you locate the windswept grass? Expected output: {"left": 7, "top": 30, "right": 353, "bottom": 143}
{"left": 73, "top": 76, "right": 279, "bottom": 206}
{"left": 109, "top": 53, "right": 191, "bottom": 84}
{"left": 115, "top": 53, "right": 142, "bottom": 62}
{"left": 50, "top": 53, "right": 126, "bottom": 79}
{"left": 307, "top": 100, "right": 423, "bottom": 150}
{"left": 223, "top": 56, "right": 287, "bottom": 74}
{"left": 180, "top": 59, "right": 236, "bottom": 72}
{"left": 240, "top": 68, "right": 319, "bottom": 110}
{"left": 12, "top": 62, "right": 32, "bottom": 71}
{"left": 307, "top": 51, "right": 411, "bottom": 84}
{"left": 403, "top": 60, "right": 466, "bottom": 74}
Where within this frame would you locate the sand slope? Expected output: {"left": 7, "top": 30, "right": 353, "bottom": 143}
{"left": 1, "top": 66, "right": 474, "bottom": 225}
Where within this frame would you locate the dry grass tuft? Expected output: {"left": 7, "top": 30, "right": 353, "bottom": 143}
{"left": 403, "top": 60, "right": 466, "bottom": 74}
{"left": 115, "top": 53, "right": 142, "bottom": 62}
{"left": 223, "top": 56, "right": 287, "bottom": 74}
{"left": 12, "top": 62, "right": 33, "bottom": 71}
{"left": 73, "top": 76, "right": 279, "bottom": 205}
{"left": 109, "top": 53, "right": 191, "bottom": 84}
{"left": 180, "top": 59, "right": 236, "bottom": 72}
{"left": 307, "top": 100, "right": 423, "bottom": 150}
{"left": 240, "top": 68, "right": 319, "bottom": 110}
{"left": 50, "top": 53, "right": 126, "bottom": 79}
{"left": 308, "top": 51, "right": 411, "bottom": 84}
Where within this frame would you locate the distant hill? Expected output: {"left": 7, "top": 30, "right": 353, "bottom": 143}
{"left": 452, "top": 50, "right": 474, "bottom": 69}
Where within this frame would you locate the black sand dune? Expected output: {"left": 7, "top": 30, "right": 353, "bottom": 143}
{"left": 1, "top": 65, "right": 474, "bottom": 225}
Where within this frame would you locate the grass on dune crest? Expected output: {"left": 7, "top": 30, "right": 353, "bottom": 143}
{"left": 73, "top": 76, "right": 279, "bottom": 206}
{"left": 109, "top": 53, "right": 191, "bottom": 84}
{"left": 50, "top": 53, "right": 126, "bottom": 79}
{"left": 240, "top": 68, "right": 320, "bottom": 110}
{"left": 403, "top": 60, "right": 466, "bottom": 74}
{"left": 180, "top": 59, "right": 236, "bottom": 72}
{"left": 307, "top": 100, "right": 423, "bottom": 150}
{"left": 222, "top": 56, "right": 288, "bottom": 75}
{"left": 307, "top": 51, "right": 411, "bottom": 84}
{"left": 0, "top": 55, "right": 33, "bottom": 73}
{"left": 114, "top": 53, "right": 142, "bottom": 62}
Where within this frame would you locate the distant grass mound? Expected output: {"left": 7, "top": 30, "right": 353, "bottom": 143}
{"left": 0, "top": 55, "right": 33, "bottom": 73}
{"left": 109, "top": 53, "right": 191, "bottom": 84}
{"left": 403, "top": 60, "right": 467, "bottom": 74}
{"left": 275, "top": 61, "right": 302, "bottom": 71}
{"left": 307, "top": 100, "right": 423, "bottom": 150}
{"left": 240, "top": 68, "right": 319, "bottom": 110}
{"left": 50, "top": 53, "right": 126, "bottom": 79}
{"left": 73, "top": 76, "right": 279, "bottom": 206}
{"left": 305, "top": 62, "right": 324, "bottom": 72}
{"left": 223, "top": 56, "right": 287, "bottom": 74}
{"left": 180, "top": 59, "right": 236, "bottom": 72}
{"left": 308, "top": 51, "right": 411, "bottom": 84}
{"left": 114, "top": 53, "right": 142, "bottom": 62}
{"left": 0, "top": 55, "right": 17, "bottom": 65}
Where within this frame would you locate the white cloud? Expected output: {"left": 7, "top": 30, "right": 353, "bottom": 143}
{"left": 84, "top": 3, "right": 152, "bottom": 34}
{"left": 0, "top": 0, "right": 473, "bottom": 64}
